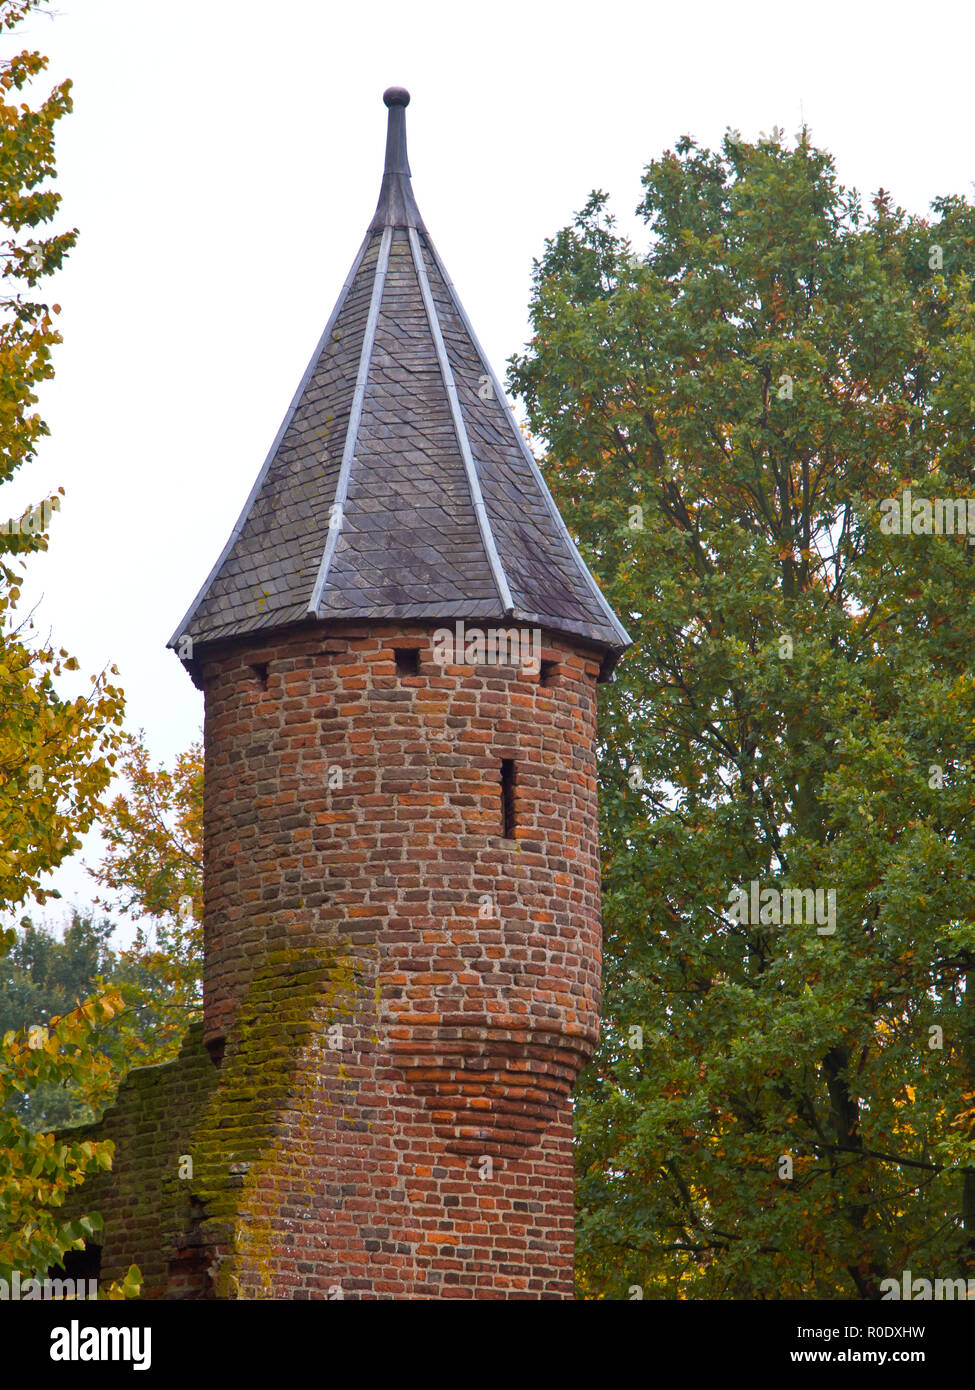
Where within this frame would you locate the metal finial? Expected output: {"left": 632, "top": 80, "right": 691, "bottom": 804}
{"left": 370, "top": 85, "right": 423, "bottom": 231}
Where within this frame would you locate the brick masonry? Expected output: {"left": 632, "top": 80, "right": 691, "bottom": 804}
{"left": 63, "top": 616, "right": 604, "bottom": 1299}
{"left": 199, "top": 618, "right": 602, "bottom": 1298}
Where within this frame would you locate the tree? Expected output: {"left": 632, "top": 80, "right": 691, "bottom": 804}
{"left": 0, "top": 989, "right": 139, "bottom": 1293}
{"left": 0, "top": 912, "right": 116, "bottom": 1129}
{"left": 0, "top": 909, "right": 187, "bottom": 1132}
{"left": 0, "top": 0, "right": 124, "bottom": 912}
{"left": 508, "top": 129, "right": 975, "bottom": 1299}
{"left": 89, "top": 730, "right": 203, "bottom": 1066}
{"left": 0, "top": 0, "right": 135, "bottom": 1294}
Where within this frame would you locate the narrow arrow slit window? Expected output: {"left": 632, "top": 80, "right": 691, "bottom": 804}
{"left": 501, "top": 758, "right": 516, "bottom": 839}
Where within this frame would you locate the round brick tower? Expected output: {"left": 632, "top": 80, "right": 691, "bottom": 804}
{"left": 170, "top": 89, "right": 630, "bottom": 1299}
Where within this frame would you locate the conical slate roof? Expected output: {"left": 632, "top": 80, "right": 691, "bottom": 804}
{"left": 170, "top": 88, "right": 631, "bottom": 673}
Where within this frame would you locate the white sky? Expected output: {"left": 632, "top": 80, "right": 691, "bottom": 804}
{"left": 5, "top": 0, "right": 975, "bottom": 936}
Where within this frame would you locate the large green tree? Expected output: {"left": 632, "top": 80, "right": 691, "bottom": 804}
{"left": 0, "top": 0, "right": 134, "bottom": 1293}
{"left": 509, "top": 129, "right": 975, "bottom": 1299}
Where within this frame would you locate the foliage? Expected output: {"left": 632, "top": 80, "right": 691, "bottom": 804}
{"left": 90, "top": 730, "right": 203, "bottom": 1066}
{"left": 0, "top": 0, "right": 125, "bottom": 910}
{"left": 0, "top": 913, "right": 115, "bottom": 1129}
{"left": 509, "top": 128, "right": 975, "bottom": 1298}
{"left": 0, "top": 0, "right": 135, "bottom": 1295}
{"left": 90, "top": 731, "right": 202, "bottom": 925}
{"left": 0, "top": 907, "right": 196, "bottom": 1131}
{"left": 0, "top": 992, "right": 141, "bottom": 1294}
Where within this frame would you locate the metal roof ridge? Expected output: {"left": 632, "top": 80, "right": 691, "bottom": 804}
{"left": 421, "top": 234, "right": 633, "bottom": 651}
{"left": 167, "top": 232, "right": 372, "bottom": 651}
{"left": 306, "top": 224, "right": 393, "bottom": 618}
{"left": 407, "top": 224, "right": 514, "bottom": 618}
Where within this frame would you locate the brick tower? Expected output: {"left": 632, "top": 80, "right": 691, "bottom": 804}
{"left": 166, "top": 88, "right": 631, "bottom": 1299}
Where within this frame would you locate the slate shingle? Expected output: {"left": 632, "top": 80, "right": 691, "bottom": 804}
{"left": 171, "top": 90, "right": 631, "bottom": 674}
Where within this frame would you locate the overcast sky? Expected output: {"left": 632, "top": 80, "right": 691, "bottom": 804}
{"left": 6, "top": 0, "right": 975, "bottom": 933}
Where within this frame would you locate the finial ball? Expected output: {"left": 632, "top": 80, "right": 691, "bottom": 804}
{"left": 383, "top": 86, "right": 410, "bottom": 108}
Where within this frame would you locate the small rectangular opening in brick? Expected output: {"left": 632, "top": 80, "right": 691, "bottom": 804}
{"left": 539, "top": 660, "right": 559, "bottom": 687}
{"left": 501, "top": 758, "right": 516, "bottom": 839}
{"left": 394, "top": 647, "right": 421, "bottom": 676}
{"left": 251, "top": 662, "right": 269, "bottom": 689}
{"left": 54, "top": 1241, "right": 102, "bottom": 1283}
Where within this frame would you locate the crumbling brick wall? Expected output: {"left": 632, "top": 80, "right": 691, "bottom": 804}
{"left": 58, "top": 1023, "right": 217, "bottom": 1298}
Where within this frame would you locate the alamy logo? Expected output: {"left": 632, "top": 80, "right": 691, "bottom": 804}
{"left": 0, "top": 495, "right": 59, "bottom": 538}
{"left": 0, "top": 1272, "right": 97, "bottom": 1300}
{"left": 432, "top": 621, "right": 541, "bottom": 675}
{"left": 881, "top": 1270, "right": 975, "bottom": 1300}
{"left": 879, "top": 489, "right": 975, "bottom": 543}
{"left": 49, "top": 1320, "right": 151, "bottom": 1370}
{"left": 726, "top": 881, "right": 836, "bottom": 935}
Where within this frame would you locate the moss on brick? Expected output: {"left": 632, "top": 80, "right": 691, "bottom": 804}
{"left": 59, "top": 1022, "right": 218, "bottom": 1295}
{"left": 59, "top": 943, "right": 371, "bottom": 1298}
{"left": 178, "top": 942, "right": 372, "bottom": 1298}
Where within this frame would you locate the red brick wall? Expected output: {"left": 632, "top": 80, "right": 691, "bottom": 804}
{"left": 198, "top": 619, "right": 603, "bottom": 1298}
{"left": 57, "top": 1023, "right": 218, "bottom": 1300}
